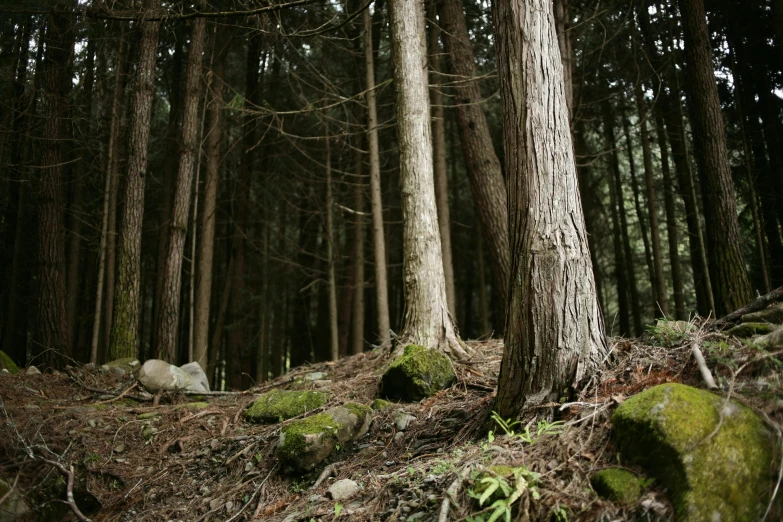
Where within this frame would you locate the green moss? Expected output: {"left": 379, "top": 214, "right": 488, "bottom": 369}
{"left": 613, "top": 383, "right": 775, "bottom": 521}
{"left": 727, "top": 323, "right": 778, "bottom": 338}
{"left": 0, "top": 350, "right": 19, "bottom": 374}
{"left": 245, "top": 389, "right": 329, "bottom": 423}
{"left": 380, "top": 344, "right": 457, "bottom": 401}
{"left": 372, "top": 398, "right": 393, "bottom": 410}
{"left": 590, "top": 469, "right": 641, "bottom": 503}
{"left": 277, "top": 412, "right": 341, "bottom": 467}
{"left": 646, "top": 320, "right": 692, "bottom": 347}
{"left": 344, "top": 403, "right": 372, "bottom": 419}
{"left": 174, "top": 402, "right": 208, "bottom": 411}
{"left": 138, "top": 412, "right": 161, "bottom": 420}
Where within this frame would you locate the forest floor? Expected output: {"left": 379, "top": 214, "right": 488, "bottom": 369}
{"left": 1, "top": 318, "right": 782, "bottom": 522}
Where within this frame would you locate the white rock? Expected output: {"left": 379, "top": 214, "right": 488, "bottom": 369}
{"left": 138, "top": 359, "right": 194, "bottom": 392}
{"left": 179, "top": 362, "right": 210, "bottom": 392}
{"left": 393, "top": 409, "right": 416, "bottom": 431}
{"left": 25, "top": 366, "right": 41, "bottom": 375}
{"left": 326, "top": 479, "right": 361, "bottom": 501}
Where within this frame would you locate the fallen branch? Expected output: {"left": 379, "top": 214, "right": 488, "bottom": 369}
{"left": 438, "top": 465, "right": 471, "bottom": 522}
{"left": 94, "top": 382, "right": 138, "bottom": 405}
{"left": 0, "top": 471, "right": 20, "bottom": 508}
{"left": 41, "top": 459, "right": 91, "bottom": 522}
{"left": 312, "top": 463, "right": 337, "bottom": 489}
{"left": 714, "top": 285, "right": 783, "bottom": 326}
{"left": 692, "top": 342, "right": 717, "bottom": 389}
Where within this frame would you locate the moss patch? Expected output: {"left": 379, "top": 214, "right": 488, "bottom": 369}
{"left": 174, "top": 402, "right": 208, "bottom": 411}
{"left": 590, "top": 468, "right": 641, "bottom": 503}
{"left": 276, "top": 412, "right": 341, "bottom": 471}
{"left": 344, "top": 402, "right": 372, "bottom": 419}
{"left": 0, "top": 350, "right": 19, "bottom": 374}
{"left": 380, "top": 344, "right": 456, "bottom": 402}
{"left": 727, "top": 322, "right": 778, "bottom": 338}
{"left": 371, "top": 398, "right": 393, "bottom": 410}
{"left": 245, "top": 389, "right": 329, "bottom": 423}
{"left": 612, "top": 383, "right": 776, "bottom": 521}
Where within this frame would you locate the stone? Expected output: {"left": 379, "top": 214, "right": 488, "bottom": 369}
{"left": 25, "top": 366, "right": 41, "bottom": 376}
{"left": 276, "top": 403, "right": 372, "bottom": 471}
{"left": 726, "top": 322, "right": 779, "bottom": 338}
{"left": 380, "top": 344, "right": 456, "bottom": 402}
{"left": 742, "top": 303, "right": 783, "bottom": 324}
{"left": 590, "top": 468, "right": 641, "bottom": 503}
{"left": 179, "top": 362, "right": 210, "bottom": 392}
{"left": 326, "top": 479, "right": 360, "bottom": 501}
{"left": 305, "top": 371, "right": 327, "bottom": 381}
{"left": 371, "top": 398, "right": 393, "bottom": 410}
{"left": 138, "top": 359, "right": 195, "bottom": 392}
{"left": 757, "top": 327, "right": 783, "bottom": 350}
{"left": 142, "top": 426, "right": 159, "bottom": 438}
{"left": 245, "top": 389, "right": 330, "bottom": 423}
{"left": 0, "top": 478, "right": 29, "bottom": 520}
{"left": 393, "top": 410, "right": 416, "bottom": 431}
{"left": 138, "top": 412, "right": 161, "bottom": 420}
{"left": 174, "top": 402, "right": 209, "bottom": 411}
{"left": 113, "top": 444, "right": 125, "bottom": 453}
{"left": 1, "top": 369, "right": 9, "bottom": 375}
{"left": 612, "top": 383, "right": 776, "bottom": 521}
{"left": 0, "top": 350, "right": 19, "bottom": 374}
{"left": 103, "top": 357, "right": 140, "bottom": 373}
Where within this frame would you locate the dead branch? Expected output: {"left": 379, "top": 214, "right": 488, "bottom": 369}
{"left": 438, "top": 465, "right": 471, "bottom": 522}
{"left": 691, "top": 342, "right": 717, "bottom": 389}
{"left": 40, "top": 459, "right": 91, "bottom": 522}
{"left": 714, "top": 285, "right": 783, "bottom": 326}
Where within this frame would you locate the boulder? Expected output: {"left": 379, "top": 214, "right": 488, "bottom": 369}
{"left": 25, "top": 366, "right": 40, "bottom": 376}
{"left": 758, "top": 327, "right": 783, "bottom": 350}
{"left": 726, "top": 322, "right": 779, "bottom": 338}
{"left": 612, "top": 383, "right": 776, "bottom": 521}
{"left": 179, "top": 362, "right": 210, "bottom": 392}
{"left": 326, "top": 479, "right": 360, "bottom": 501}
{"left": 371, "top": 398, "right": 393, "bottom": 410}
{"left": 590, "top": 468, "right": 641, "bottom": 503}
{"left": 742, "top": 303, "right": 783, "bottom": 324}
{"left": 138, "top": 359, "right": 194, "bottom": 392}
{"left": 380, "top": 344, "right": 456, "bottom": 402}
{"left": 245, "top": 389, "right": 330, "bottom": 423}
{"left": 0, "top": 350, "right": 19, "bottom": 374}
{"left": 276, "top": 403, "right": 372, "bottom": 471}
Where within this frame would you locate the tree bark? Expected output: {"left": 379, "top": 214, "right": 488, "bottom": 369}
{"left": 363, "top": 8, "right": 391, "bottom": 347}
{"left": 678, "top": 0, "right": 752, "bottom": 316}
{"left": 390, "top": 0, "right": 468, "bottom": 359}
{"left": 351, "top": 143, "right": 366, "bottom": 355}
{"left": 438, "top": 0, "right": 511, "bottom": 307}
{"left": 108, "top": 0, "right": 162, "bottom": 360}
{"left": 493, "top": 0, "right": 607, "bottom": 416}
{"left": 324, "top": 125, "right": 339, "bottom": 361}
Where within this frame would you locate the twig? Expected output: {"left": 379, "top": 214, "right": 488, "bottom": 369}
{"left": 41, "top": 460, "right": 91, "bottom": 522}
{"left": 691, "top": 342, "right": 717, "bottom": 389}
{"left": 438, "top": 465, "right": 471, "bottom": 522}
{"left": 94, "top": 382, "right": 138, "bottom": 405}
{"left": 0, "top": 471, "right": 20, "bottom": 507}
{"left": 312, "top": 463, "right": 336, "bottom": 489}
{"left": 224, "top": 464, "right": 278, "bottom": 522}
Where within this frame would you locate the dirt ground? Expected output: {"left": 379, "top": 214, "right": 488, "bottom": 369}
{"left": 1, "top": 319, "right": 782, "bottom": 521}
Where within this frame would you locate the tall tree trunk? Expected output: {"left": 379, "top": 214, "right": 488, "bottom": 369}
{"left": 428, "top": 5, "right": 456, "bottom": 317}
{"left": 351, "top": 143, "right": 366, "bottom": 355}
{"left": 389, "top": 0, "right": 468, "bottom": 359}
{"left": 476, "top": 226, "right": 490, "bottom": 337}
{"left": 155, "top": 11, "right": 206, "bottom": 362}
{"left": 438, "top": 0, "right": 511, "bottom": 307}
{"left": 325, "top": 125, "right": 339, "bottom": 361}
{"left": 635, "top": 84, "right": 669, "bottom": 317}
{"left": 609, "top": 157, "right": 631, "bottom": 337}
{"left": 553, "top": 0, "right": 573, "bottom": 119}
{"left": 36, "top": 3, "right": 76, "bottom": 368}
{"left": 363, "top": 8, "right": 391, "bottom": 347}
{"left": 677, "top": 0, "right": 752, "bottom": 316}
{"left": 108, "top": 0, "right": 162, "bottom": 360}
{"left": 493, "top": 0, "right": 607, "bottom": 417}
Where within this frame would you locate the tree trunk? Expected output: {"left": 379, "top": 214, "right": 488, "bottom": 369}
{"left": 390, "top": 0, "right": 468, "bottom": 359}
{"left": 325, "top": 126, "right": 339, "bottom": 361}
{"left": 428, "top": 5, "right": 456, "bottom": 317}
{"left": 108, "top": 0, "right": 162, "bottom": 360}
{"left": 553, "top": 0, "right": 573, "bottom": 119}
{"left": 678, "top": 0, "right": 752, "bottom": 316}
{"left": 438, "top": 0, "right": 511, "bottom": 307}
{"left": 608, "top": 155, "right": 631, "bottom": 337}
{"left": 363, "top": 8, "right": 391, "bottom": 347}
{"left": 155, "top": 11, "right": 206, "bottom": 362}
{"left": 351, "top": 143, "right": 366, "bottom": 355}
{"left": 493, "top": 0, "right": 607, "bottom": 416}
{"left": 36, "top": 3, "right": 76, "bottom": 368}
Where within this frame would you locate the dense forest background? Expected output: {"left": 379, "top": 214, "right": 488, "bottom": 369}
{"left": 0, "top": 0, "right": 781, "bottom": 389}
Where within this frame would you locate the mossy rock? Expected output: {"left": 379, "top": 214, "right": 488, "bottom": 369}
{"left": 742, "top": 304, "right": 783, "bottom": 324}
{"left": 727, "top": 322, "right": 779, "bottom": 338}
{"left": 174, "top": 401, "right": 209, "bottom": 411}
{"left": 0, "top": 350, "right": 19, "bottom": 374}
{"left": 371, "top": 398, "right": 393, "bottom": 410}
{"left": 103, "top": 357, "right": 140, "bottom": 372}
{"left": 245, "top": 389, "right": 329, "bottom": 423}
{"left": 612, "top": 383, "right": 777, "bottom": 521}
{"left": 276, "top": 405, "right": 372, "bottom": 472}
{"left": 590, "top": 468, "right": 641, "bottom": 504}
{"left": 138, "top": 412, "right": 161, "bottom": 420}
{"left": 380, "top": 344, "right": 456, "bottom": 402}
{"left": 758, "top": 327, "right": 783, "bottom": 351}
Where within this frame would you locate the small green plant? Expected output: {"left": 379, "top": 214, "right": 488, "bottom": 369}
{"left": 468, "top": 466, "right": 540, "bottom": 522}
{"left": 490, "top": 412, "right": 564, "bottom": 444}
{"left": 334, "top": 502, "right": 343, "bottom": 517}
{"left": 83, "top": 453, "right": 100, "bottom": 463}
{"left": 288, "top": 477, "right": 310, "bottom": 494}
{"left": 553, "top": 505, "right": 568, "bottom": 521}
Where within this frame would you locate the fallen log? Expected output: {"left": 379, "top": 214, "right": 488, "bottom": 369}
{"left": 714, "top": 285, "right": 783, "bottom": 327}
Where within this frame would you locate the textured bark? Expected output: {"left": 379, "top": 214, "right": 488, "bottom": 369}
{"left": 553, "top": 0, "right": 573, "bottom": 119}
{"left": 108, "top": 0, "right": 162, "bottom": 360}
{"left": 363, "top": 8, "right": 391, "bottom": 347}
{"left": 678, "top": 0, "right": 752, "bottom": 316}
{"left": 438, "top": 0, "right": 511, "bottom": 307}
{"left": 36, "top": 3, "right": 76, "bottom": 368}
{"left": 351, "top": 144, "right": 366, "bottom": 355}
{"left": 428, "top": 5, "right": 456, "bottom": 317}
{"left": 476, "top": 227, "right": 490, "bottom": 337}
{"left": 390, "top": 0, "right": 468, "bottom": 359}
{"left": 608, "top": 157, "right": 631, "bottom": 337}
{"left": 493, "top": 0, "right": 607, "bottom": 416}
{"left": 325, "top": 127, "right": 339, "bottom": 361}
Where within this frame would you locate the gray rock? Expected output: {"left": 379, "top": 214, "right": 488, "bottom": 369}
{"left": 113, "top": 444, "right": 125, "bottom": 453}
{"left": 138, "top": 359, "right": 195, "bottom": 392}
{"left": 380, "top": 344, "right": 456, "bottom": 401}
{"left": 179, "top": 362, "right": 210, "bottom": 392}
{"left": 104, "top": 357, "right": 140, "bottom": 372}
{"left": 742, "top": 303, "right": 783, "bottom": 324}
{"left": 393, "top": 410, "right": 416, "bottom": 431}
{"left": 25, "top": 366, "right": 41, "bottom": 376}
{"left": 305, "top": 371, "right": 327, "bottom": 381}
{"left": 1, "top": 368, "right": 9, "bottom": 374}
{"left": 758, "top": 327, "right": 783, "bottom": 350}
{"left": 326, "top": 479, "right": 360, "bottom": 501}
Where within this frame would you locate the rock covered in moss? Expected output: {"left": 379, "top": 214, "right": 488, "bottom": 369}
{"left": 758, "top": 327, "right": 783, "bottom": 350}
{"left": 0, "top": 350, "right": 19, "bottom": 374}
{"left": 380, "top": 344, "right": 456, "bottom": 402}
{"left": 245, "top": 390, "right": 329, "bottom": 423}
{"left": 742, "top": 303, "right": 783, "bottom": 324}
{"left": 371, "top": 398, "right": 393, "bottom": 410}
{"left": 612, "top": 383, "right": 776, "bottom": 521}
{"left": 727, "top": 322, "right": 779, "bottom": 338}
{"left": 276, "top": 404, "right": 372, "bottom": 471}
{"left": 102, "top": 357, "right": 140, "bottom": 373}
{"left": 590, "top": 468, "right": 641, "bottom": 503}
{"left": 174, "top": 401, "right": 209, "bottom": 411}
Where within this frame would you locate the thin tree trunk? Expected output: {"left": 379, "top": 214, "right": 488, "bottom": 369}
{"left": 476, "top": 226, "right": 490, "bottom": 337}
{"left": 351, "top": 143, "right": 366, "bottom": 355}
{"left": 325, "top": 125, "right": 339, "bottom": 361}
{"left": 609, "top": 157, "right": 631, "bottom": 337}
{"left": 438, "top": 0, "right": 511, "bottom": 307}
{"left": 363, "top": 8, "right": 391, "bottom": 347}
{"left": 493, "top": 0, "right": 607, "bottom": 416}
{"left": 428, "top": 5, "right": 456, "bottom": 317}
{"left": 208, "top": 257, "right": 233, "bottom": 385}
{"left": 390, "top": 0, "right": 468, "bottom": 359}
{"left": 108, "top": 0, "right": 162, "bottom": 360}
{"left": 156, "top": 11, "right": 206, "bottom": 362}
{"left": 678, "top": 0, "right": 752, "bottom": 316}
